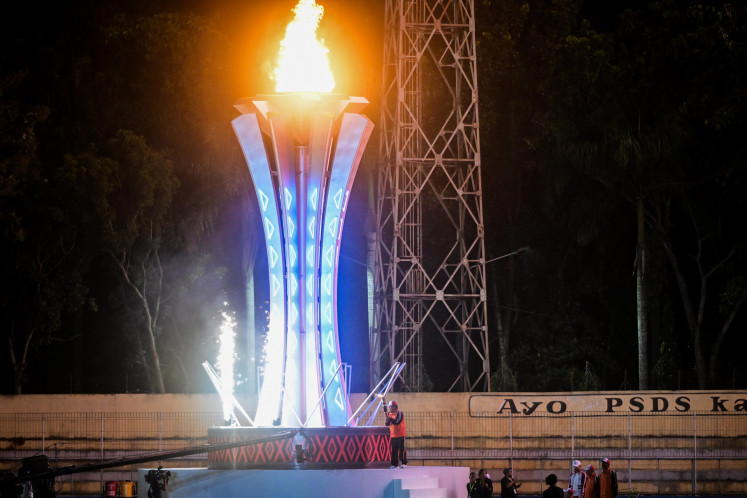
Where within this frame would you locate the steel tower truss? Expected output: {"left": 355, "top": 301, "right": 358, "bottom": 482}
{"left": 373, "top": 0, "right": 489, "bottom": 392}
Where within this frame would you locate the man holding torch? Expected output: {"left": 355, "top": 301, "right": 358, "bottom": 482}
{"left": 384, "top": 400, "right": 407, "bottom": 468}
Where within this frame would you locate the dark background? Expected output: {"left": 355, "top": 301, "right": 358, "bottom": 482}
{"left": 1, "top": 0, "right": 745, "bottom": 395}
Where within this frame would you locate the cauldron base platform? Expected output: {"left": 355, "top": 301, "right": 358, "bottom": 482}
{"left": 208, "top": 426, "right": 390, "bottom": 470}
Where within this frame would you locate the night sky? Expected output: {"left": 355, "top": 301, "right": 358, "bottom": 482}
{"left": 2, "top": 0, "right": 745, "bottom": 395}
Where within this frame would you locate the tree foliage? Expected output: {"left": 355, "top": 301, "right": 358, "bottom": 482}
{"left": 477, "top": 0, "right": 747, "bottom": 390}
{"left": 0, "top": 66, "right": 96, "bottom": 393}
{"left": 0, "top": 2, "right": 248, "bottom": 393}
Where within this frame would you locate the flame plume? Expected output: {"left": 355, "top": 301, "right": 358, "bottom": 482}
{"left": 273, "top": 0, "right": 335, "bottom": 93}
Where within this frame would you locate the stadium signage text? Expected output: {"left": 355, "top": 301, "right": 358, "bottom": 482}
{"left": 468, "top": 392, "right": 747, "bottom": 415}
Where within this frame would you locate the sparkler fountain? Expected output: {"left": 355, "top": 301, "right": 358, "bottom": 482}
{"left": 206, "top": 0, "right": 391, "bottom": 469}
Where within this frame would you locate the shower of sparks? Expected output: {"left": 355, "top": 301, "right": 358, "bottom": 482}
{"left": 217, "top": 305, "right": 237, "bottom": 422}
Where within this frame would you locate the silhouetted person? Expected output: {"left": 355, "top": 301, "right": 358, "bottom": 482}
{"left": 543, "top": 474, "right": 565, "bottom": 498}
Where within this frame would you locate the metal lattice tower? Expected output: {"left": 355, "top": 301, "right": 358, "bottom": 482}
{"left": 372, "top": 0, "right": 489, "bottom": 392}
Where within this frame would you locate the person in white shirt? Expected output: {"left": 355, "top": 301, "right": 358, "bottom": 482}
{"left": 567, "top": 460, "right": 587, "bottom": 498}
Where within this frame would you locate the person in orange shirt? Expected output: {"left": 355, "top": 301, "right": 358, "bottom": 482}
{"left": 384, "top": 400, "right": 407, "bottom": 468}
{"left": 584, "top": 464, "right": 599, "bottom": 498}
{"left": 598, "top": 458, "right": 618, "bottom": 498}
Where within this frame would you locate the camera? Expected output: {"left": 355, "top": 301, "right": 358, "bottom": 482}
{"left": 145, "top": 466, "right": 171, "bottom": 485}
{"left": 145, "top": 466, "right": 171, "bottom": 498}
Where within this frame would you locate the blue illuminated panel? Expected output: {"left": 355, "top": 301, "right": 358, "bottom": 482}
{"left": 233, "top": 96, "right": 372, "bottom": 428}
{"left": 232, "top": 114, "right": 286, "bottom": 427}
{"left": 302, "top": 114, "right": 333, "bottom": 427}
{"left": 270, "top": 116, "right": 302, "bottom": 427}
{"left": 319, "top": 113, "right": 374, "bottom": 426}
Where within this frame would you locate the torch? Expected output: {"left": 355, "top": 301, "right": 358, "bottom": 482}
{"left": 233, "top": 0, "right": 373, "bottom": 428}
{"left": 377, "top": 393, "right": 388, "bottom": 413}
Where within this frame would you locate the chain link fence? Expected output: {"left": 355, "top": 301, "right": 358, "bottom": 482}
{"left": 0, "top": 412, "right": 224, "bottom": 495}
{"left": 1, "top": 411, "right": 745, "bottom": 495}
{"left": 399, "top": 411, "right": 747, "bottom": 495}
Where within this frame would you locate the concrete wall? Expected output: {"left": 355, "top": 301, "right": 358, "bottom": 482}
{"left": 0, "top": 394, "right": 228, "bottom": 414}
{"left": 1, "top": 391, "right": 745, "bottom": 496}
{"left": 3, "top": 390, "right": 744, "bottom": 415}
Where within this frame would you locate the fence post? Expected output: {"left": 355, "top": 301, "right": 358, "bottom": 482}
{"left": 693, "top": 412, "right": 697, "bottom": 495}
{"left": 627, "top": 412, "right": 632, "bottom": 492}
{"left": 450, "top": 412, "right": 454, "bottom": 451}
{"left": 571, "top": 413, "right": 575, "bottom": 457}
{"left": 100, "top": 412, "right": 105, "bottom": 493}
{"left": 509, "top": 412, "right": 513, "bottom": 457}
{"left": 101, "top": 412, "right": 105, "bottom": 460}
{"left": 159, "top": 411, "right": 164, "bottom": 466}
{"left": 657, "top": 458, "right": 661, "bottom": 495}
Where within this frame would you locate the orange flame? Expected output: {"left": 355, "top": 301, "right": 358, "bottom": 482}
{"left": 273, "top": 0, "right": 335, "bottom": 93}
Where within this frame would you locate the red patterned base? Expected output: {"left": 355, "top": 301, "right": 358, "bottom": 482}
{"left": 208, "top": 427, "right": 391, "bottom": 469}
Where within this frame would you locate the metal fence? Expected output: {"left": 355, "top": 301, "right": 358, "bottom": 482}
{"left": 400, "top": 411, "right": 747, "bottom": 457}
{"left": 0, "top": 412, "right": 223, "bottom": 460}
{"left": 0, "top": 412, "right": 225, "bottom": 494}
{"left": 399, "top": 411, "right": 747, "bottom": 495}
{"left": 1, "top": 411, "right": 745, "bottom": 495}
